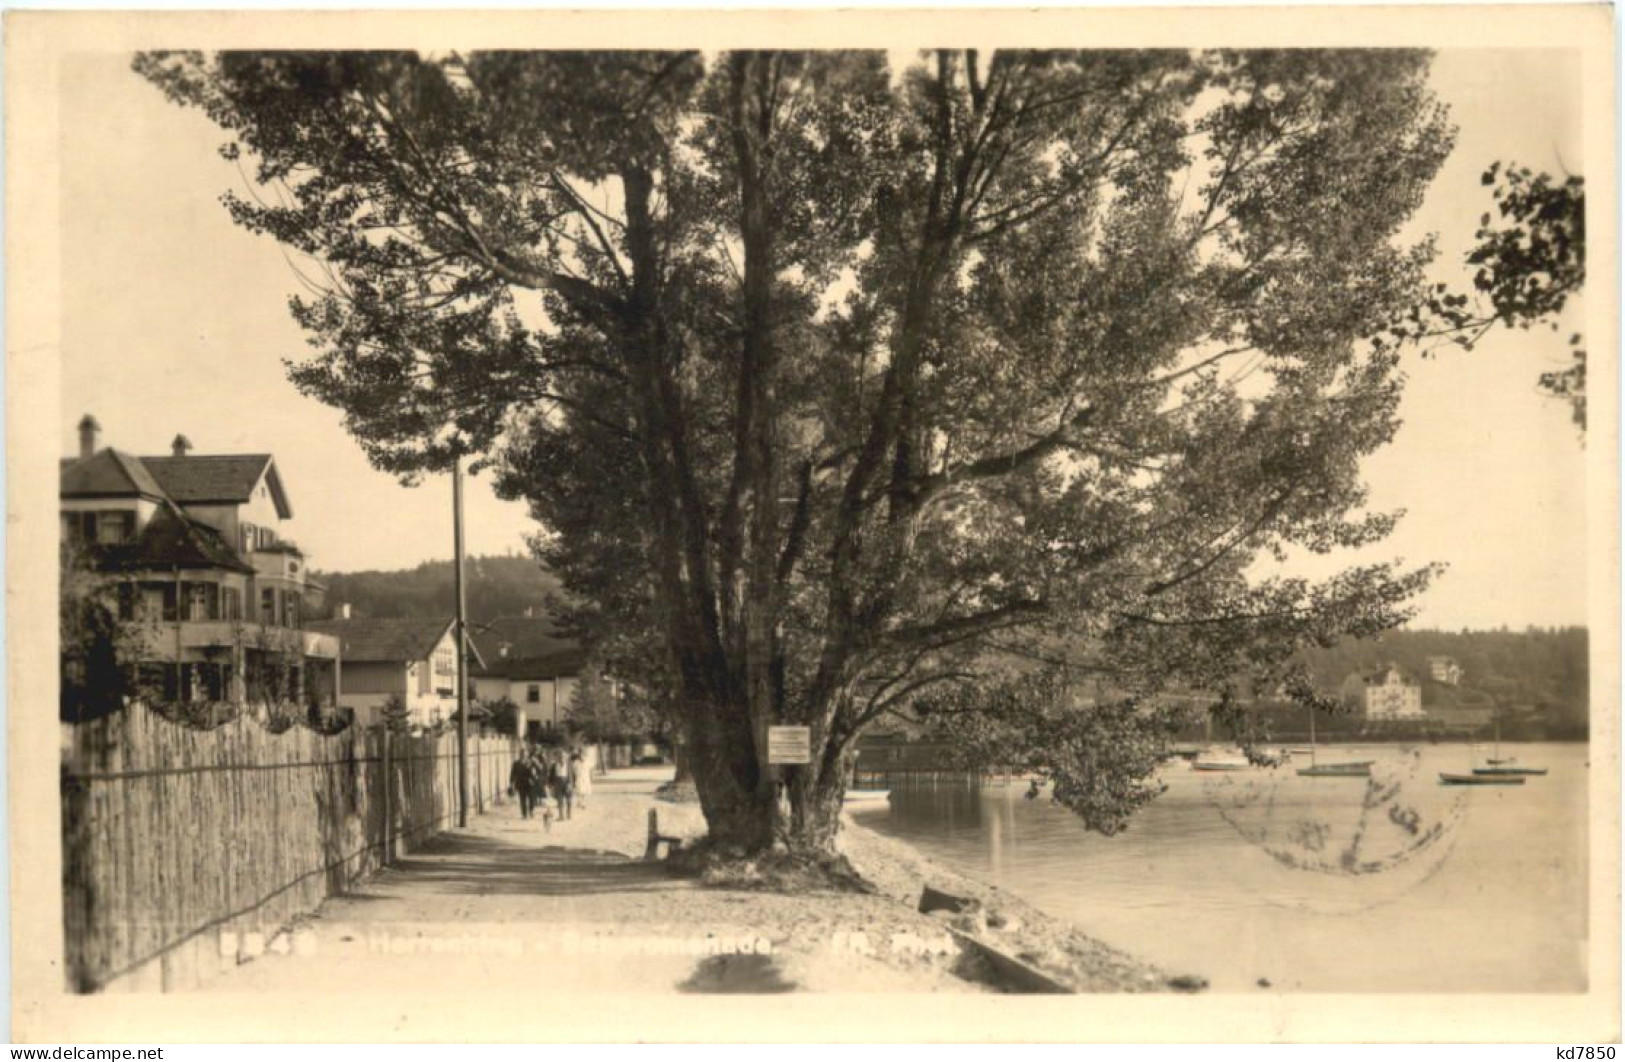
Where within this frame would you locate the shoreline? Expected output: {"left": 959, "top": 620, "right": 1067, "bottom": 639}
{"left": 836, "top": 813, "right": 1179, "bottom": 993}
{"left": 652, "top": 777, "right": 1175, "bottom": 993}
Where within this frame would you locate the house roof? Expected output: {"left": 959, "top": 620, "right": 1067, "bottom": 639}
{"left": 479, "top": 647, "right": 587, "bottom": 681}
{"left": 140, "top": 454, "right": 291, "bottom": 518}
{"left": 1364, "top": 665, "right": 1419, "bottom": 686}
{"left": 469, "top": 616, "right": 585, "bottom": 679}
{"left": 94, "top": 504, "right": 255, "bottom": 574}
{"left": 307, "top": 616, "right": 486, "bottom": 668}
{"left": 60, "top": 449, "right": 168, "bottom": 500}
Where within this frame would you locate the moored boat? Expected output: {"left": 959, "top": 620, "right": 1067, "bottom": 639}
{"left": 1440, "top": 772, "right": 1525, "bottom": 786}
{"left": 1298, "top": 762, "right": 1373, "bottom": 778}
{"left": 1474, "top": 716, "right": 1546, "bottom": 778}
{"left": 1191, "top": 759, "right": 1250, "bottom": 772}
{"left": 1296, "top": 706, "right": 1373, "bottom": 777}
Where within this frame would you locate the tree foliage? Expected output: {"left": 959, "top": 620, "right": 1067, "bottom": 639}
{"left": 1397, "top": 162, "right": 1586, "bottom": 427}
{"left": 139, "top": 49, "right": 1454, "bottom": 858}
{"left": 315, "top": 554, "right": 563, "bottom": 622}
{"left": 59, "top": 541, "right": 150, "bottom": 722}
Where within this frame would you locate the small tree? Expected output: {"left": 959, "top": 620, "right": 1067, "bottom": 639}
{"left": 59, "top": 541, "right": 156, "bottom": 722}
{"left": 379, "top": 692, "right": 412, "bottom": 734}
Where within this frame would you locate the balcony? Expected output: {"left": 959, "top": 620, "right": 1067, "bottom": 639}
{"left": 137, "top": 621, "right": 340, "bottom": 661}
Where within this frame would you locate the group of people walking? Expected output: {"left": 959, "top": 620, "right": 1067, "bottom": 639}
{"left": 508, "top": 746, "right": 593, "bottom": 828}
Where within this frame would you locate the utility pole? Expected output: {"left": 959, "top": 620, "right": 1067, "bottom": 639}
{"left": 453, "top": 458, "right": 470, "bottom": 828}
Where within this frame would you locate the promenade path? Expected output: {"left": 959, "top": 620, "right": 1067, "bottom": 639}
{"left": 191, "top": 767, "right": 976, "bottom": 995}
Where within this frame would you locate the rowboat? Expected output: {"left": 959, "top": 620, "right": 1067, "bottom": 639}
{"left": 1298, "top": 762, "right": 1373, "bottom": 778}
{"left": 1191, "top": 760, "right": 1250, "bottom": 772}
{"left": 1440, "top": 772, "right": 1525, "bottom": 786}
{"left": 844, "top": 788, "right": 892, "bottom": 804}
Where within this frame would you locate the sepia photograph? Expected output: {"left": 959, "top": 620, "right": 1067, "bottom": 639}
{"left": 7, "top": 6, "right": 1618, "bottom": 1044}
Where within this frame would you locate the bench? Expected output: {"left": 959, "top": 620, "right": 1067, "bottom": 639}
{"left": 644, "top": 808, "right": 685, "bottom": 861}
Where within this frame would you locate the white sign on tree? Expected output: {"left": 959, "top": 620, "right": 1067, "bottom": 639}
{"left": 767, "top": 726, "right": 811, "bottom": 765}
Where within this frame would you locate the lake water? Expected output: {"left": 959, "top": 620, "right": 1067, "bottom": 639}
{"left": 850, "top": 742, "right": 1590, "bottom": 992}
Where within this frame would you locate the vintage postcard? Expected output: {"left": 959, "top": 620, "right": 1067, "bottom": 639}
{"left": 7, "top": 6, "right": 1618, "bottom": 1044}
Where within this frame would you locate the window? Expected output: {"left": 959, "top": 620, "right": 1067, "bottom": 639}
{"left": 157, "top": 584, "right": 179, "bottom": 623}
{"left": 62, "top": 511, "right": 96, "bottom": 544}
{"left": 285, "top": 592, "right": 300, "bottom": 629}
{"left": 186, "top": 583, "right": 213, "bottom": 622}
{"left": 95, "top": 511, "right": 131, "bottom": 545}
{"left": 241, "top": 523, "right": 256, "bottom": 553}
{"left": 220, "top": 587, "right": 241, "bottom": 621}
{"left": 260, "top": 588, "right": 276, "bottom": 625}
{"left": 527, "top": 684, "right": 541, "bottom": 704}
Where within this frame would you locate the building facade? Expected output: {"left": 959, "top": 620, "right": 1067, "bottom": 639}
{"left": 61, "top": 416, "right": 340, "bottom": 711}
{"left": 306, "top": 614, "right": 477, "bottom": 727}
{"left": 1361, "top": 665, "right": 1426, "bottom": 720}
{"left": 1427, "top": 655, "right": 1464, "bottom": 686}
{"left": 468, "top": 615, "right": 596, "bottom": 740}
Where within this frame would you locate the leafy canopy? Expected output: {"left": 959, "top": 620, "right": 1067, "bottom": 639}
{"left": 139, "top": 50, "right": 1454, "bottom": 835}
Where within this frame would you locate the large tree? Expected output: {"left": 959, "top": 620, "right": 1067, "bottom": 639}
{"left": 139, "top": 49, "right": 1453, "bottom": 862}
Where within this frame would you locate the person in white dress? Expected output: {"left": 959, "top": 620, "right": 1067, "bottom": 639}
{"left": 569, "top": 750, "right": 592, "bottom": 810}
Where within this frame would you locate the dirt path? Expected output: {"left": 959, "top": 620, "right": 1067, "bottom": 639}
{"left": 191, "top": 768, "right": 984, "bottom": 994}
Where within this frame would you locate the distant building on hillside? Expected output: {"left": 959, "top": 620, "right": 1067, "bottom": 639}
{"left": 307, "top": 613, "right": 480, "bottom": 726}
{"left": 1358, "top": 664, "right": 1425, "bottom": 720}
{"left": 1427, "top": 655, "right": 1464, "bottom": 686}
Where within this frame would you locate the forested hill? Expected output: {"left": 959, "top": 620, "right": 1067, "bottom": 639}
{"left": 1298, "top": 626, "right": 1589, "bottom": 734}
{"left": 312, "top": 555, "right": 564, "bottom": 625}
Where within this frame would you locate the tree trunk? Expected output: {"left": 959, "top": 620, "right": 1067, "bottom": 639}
{"left": 678, "top": 687, "right": 855, "bottom": 861}
{"left": 684, "top": 703, "right": 777, "bottom": 853}
{"left": 785, "top": 742, "right": 856, "bottom": 856}
{"left": 670, "top": 735, "right": 694, "bottom": 785}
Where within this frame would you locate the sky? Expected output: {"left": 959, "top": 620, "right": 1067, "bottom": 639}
{"left": 57, "top": 48, "right": 1590, "bottom": 629}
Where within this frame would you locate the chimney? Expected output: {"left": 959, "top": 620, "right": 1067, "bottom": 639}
{"left": 77, "top": 414, "right": 101, "bottom": 460}
{"left": 171, "top": 434, "right": 193, "bottom": 457}
{"left": 337, "top": 603, "right": 352, "bottom": 620}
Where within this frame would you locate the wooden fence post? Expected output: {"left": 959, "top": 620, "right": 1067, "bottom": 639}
{"left": 382, "top": 727, "right": 393, "bottom": 866}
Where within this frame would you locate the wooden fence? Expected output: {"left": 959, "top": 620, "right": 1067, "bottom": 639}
{"left": 59, "top": 704, "right": 519, "bottom": 993}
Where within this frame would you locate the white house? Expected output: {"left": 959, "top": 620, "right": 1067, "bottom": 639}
{"left": 60, "top": 414, "right": 340, "bottom": 709}
{"left": 468, "top": 615, "right": 593, "bottom": 739}
{"left": 1427, "top": 655, "right": 1464, "bottom": 686}
{"left": 1361, "top": 665, "right": 1425, "bottom": 720}
{"left": 307, "top": 614, "right": 481, "bottom": 726}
